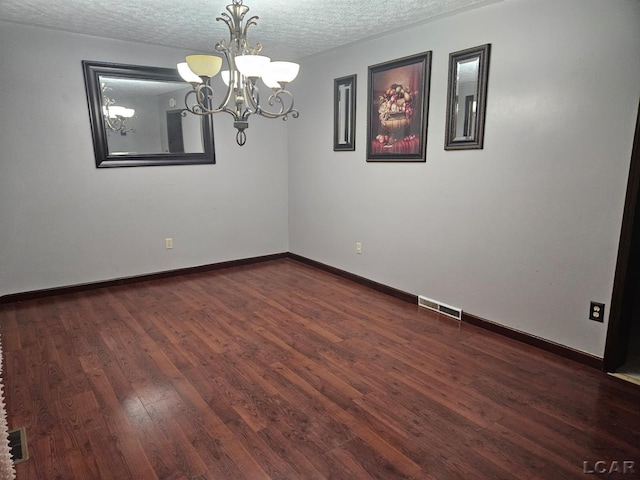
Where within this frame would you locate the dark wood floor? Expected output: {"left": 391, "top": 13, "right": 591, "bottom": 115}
{"left": 1, "top": 259, "right": 639, "bottom": 479}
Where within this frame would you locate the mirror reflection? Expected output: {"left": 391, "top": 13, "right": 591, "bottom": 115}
{"left": 337, "top": 82, "right": 353, "bottom": 145}
{"left": 334, "top": 74, "right": 357, "bottom": 151}
{"left": 99, "top": 76, "right": 204, "bottom": 156}
{"left": 453, "top": 57, "right": 479, "bottom": 141}
{"left": 444, "top": 44, "right": 491, "bottom": 150}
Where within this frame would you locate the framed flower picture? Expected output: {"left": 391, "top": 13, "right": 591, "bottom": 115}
{"left": 366, "top": 52, "right": 431, "bottom": 162}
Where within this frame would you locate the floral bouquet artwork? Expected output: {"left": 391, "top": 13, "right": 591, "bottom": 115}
{"left": 367, "top": 52, "right": 431, "bottom": 162}
{"left": 374, "top": 83, "right": 419, "bottom": 154}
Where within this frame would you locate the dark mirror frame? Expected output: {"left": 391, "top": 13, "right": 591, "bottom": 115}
{"left": 334, "top": 74, "right": 357, "bottom": 151}
{"left": 444, "top": 44, "right": 491, "bottom": 150}
{"left": 82, "top": 60, "right": 215, "bottom": 168}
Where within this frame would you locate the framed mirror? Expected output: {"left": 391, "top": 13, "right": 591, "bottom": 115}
{"left": 82, "top": 61, "right": 215, "bottom": 167}
{"left": 444, "top": 44, "right": 491, "bottom": 150}
{"left": 334, "top": 74, "right": 357, "bottom": 151}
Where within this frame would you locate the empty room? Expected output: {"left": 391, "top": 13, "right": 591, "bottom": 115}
{"left": 0, "top": 0, "right": 639, "bottom": 478}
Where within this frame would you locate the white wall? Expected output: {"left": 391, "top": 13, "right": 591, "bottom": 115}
{"left": 288, "top": 0, "right": 640, "bottom": 356}
{"left": 0, "top": 22, "right": 289, "bottom": 297}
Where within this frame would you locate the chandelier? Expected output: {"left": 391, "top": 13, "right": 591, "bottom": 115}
{"left": 101, "top": 84, "right": 135, "bottom": 135}
{"left": 177, "top": 0, "right": 300, "bottom": 146}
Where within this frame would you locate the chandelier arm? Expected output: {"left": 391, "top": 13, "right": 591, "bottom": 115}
{"left": 217, "top": 50, "right": 245, "bottom": 115}
{"left": 103, "top": 115, "right": 135, "bottom": 135}
{"left": 183, "top": 88, "right": 215, "bottom": 115}
{"left": 182, "top": 83, "right": 236, "bottom": 118}
{"left": 252, "top": 89, "right": 299, "bottom": 120}
{"left": 242, "top": 81, "right": 260, "bottom": 117}
{"left": 119, "top": 119, "right": 134, "bottom": 134}
{"left": 217, "top": 12, "right": 232, "bottom": 26}
{"left": 242, "top": 16, "right": 261, "bottom": 53}
{"left": 216, "top": 14, "right": 236, "bottom": 50}
{"left": 213, "top": 79, "right": 239, "bottom": 115}
{"left": 104, "top": 117, "right": 116, "bottom": 131}
{"left": 243, "top": 15, "right": 259, "bottom": 38}
{"left": 102, "top": 84, "right": 135, "bottom": 134}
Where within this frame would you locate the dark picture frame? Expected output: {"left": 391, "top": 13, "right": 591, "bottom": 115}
{"left": 444, "top": 44, "right": 491, "bottom": 150}
{"left": 334, "top": 74, "right": 357, "bottom": 151}
{"left": 82, "top": 60, "right": 215, "bottom": 168}
{"left": 367, "top": 52, "right": 431, "bottom": 162}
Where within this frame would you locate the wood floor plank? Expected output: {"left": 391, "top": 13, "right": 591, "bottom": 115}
{"left": 0, "top": 305, "right": 22, "bottom": 351}
{"left": 1, "top": 258, "right": 639, "bottom": 479}
{"left": 271, "top": 361, "right": 423, "bottom": 478}
{"left": 85, "top": 369, "right": 159, "bottom": 479}
{"left": 256, "top": 426, "right": 328, "bottom": 480}
{"left": 226, "top": 277, "right": 346, "bottom": 345}
{"left": 226, "top": 417, "right": 307, "bottom": 480}
{"left": 138, "top": 395, "right": 211, "bottom": 479}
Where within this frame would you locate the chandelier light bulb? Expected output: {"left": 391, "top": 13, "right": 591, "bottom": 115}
{"left": 221, "top": 70, "right": 230, "bottom": 86}
{"left": 264, "top": 61, "right": 300, "bottom": 84}
{"left": 260, "top": 73, "right": 281, "bottom": 90}
{"left": 177, "top": 62, "right": 203, "bottom": 84}
{"left": 234, "top": 55, "right": 271, "bottom": 78}
{"left": 108, "top": 106, "right": 126, "bottom": 117}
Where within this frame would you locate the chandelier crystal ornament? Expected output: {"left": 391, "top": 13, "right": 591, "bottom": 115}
{"left": 177, "top": 0, "right": 300, "bottom": 146}
{"left": 101, "top": 84, "right": 135, "bottom": 135}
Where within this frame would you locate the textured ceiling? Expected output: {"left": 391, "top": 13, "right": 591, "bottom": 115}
{"left": 0, "top": 0, "right": 495, "bottom": 60}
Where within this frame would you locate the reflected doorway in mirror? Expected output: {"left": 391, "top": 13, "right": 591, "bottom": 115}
{"left": 444, "top": 44, "right": 491, "bottom": 150}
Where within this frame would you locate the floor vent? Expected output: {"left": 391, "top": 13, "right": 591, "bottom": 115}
{"left": 418, "top": 295, "right": 462, "bottom": 320}
{"left": 8, "top": 427, "right": 28, "bottom": 464}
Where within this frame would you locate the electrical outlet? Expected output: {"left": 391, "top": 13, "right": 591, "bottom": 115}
{"left": 356, "top": 242, "right": 362, "bottom": 254}
{"left": 165, "top": 237, "right": 173, "bottom": 249}
{"left": 589, "top": 301, "right": 605, "bottom": 322}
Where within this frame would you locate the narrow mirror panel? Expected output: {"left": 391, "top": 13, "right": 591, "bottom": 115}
{"left": 445, "top": 44, "right": 490, "bottom": 150}
{"left": 452, "top": 56, "right": 479, "bottom": 142}
{"left": 334, "top": 74, "right": 357, "bottom": 151}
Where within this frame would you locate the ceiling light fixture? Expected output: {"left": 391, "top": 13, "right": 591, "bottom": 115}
{"left": 101, "top": 83, "right": 135, "bottom": 135}
{"left": 177, "top": 0, "right": 300, "bottom": 146}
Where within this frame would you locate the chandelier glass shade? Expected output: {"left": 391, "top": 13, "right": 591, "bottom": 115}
{"left": 177, "top": 0, "right": 300, "bottom": 146}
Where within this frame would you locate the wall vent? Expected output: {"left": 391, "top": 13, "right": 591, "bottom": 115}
{"left": 8, "top": 427, "right": 28, "bottom": 464}
{"left": 417, "top": 295, "right": 462, "bottom": 320}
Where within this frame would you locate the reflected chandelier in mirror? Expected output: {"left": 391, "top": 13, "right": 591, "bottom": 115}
{"left": 101, "top": 83, "right": 135, "bottom": 135}
{"left": 82, "top": 61, "right": 215, "bottom": 168}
